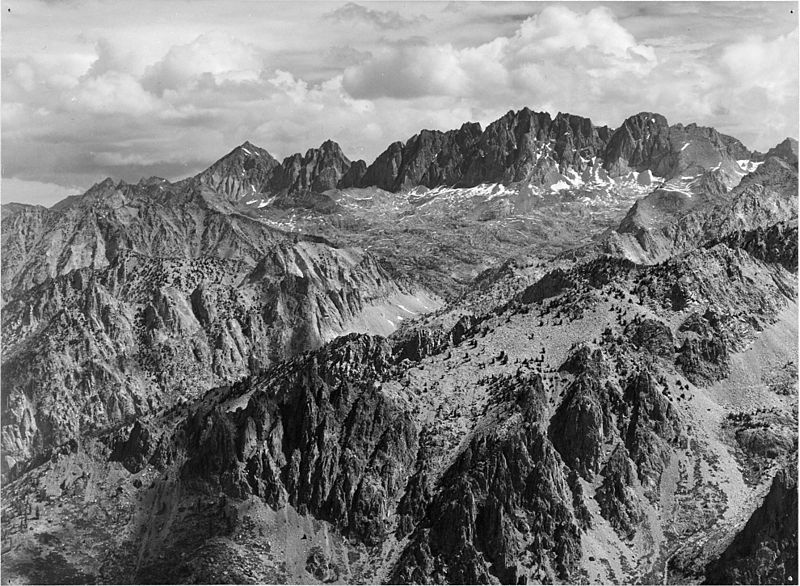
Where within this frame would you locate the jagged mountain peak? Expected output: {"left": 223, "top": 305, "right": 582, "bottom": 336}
{"left": 136, "top": 176, "right": 169, "bottom": 188}
{"left": 459, "top": 120, "right": 482, "bottom": 134}
{"left": 602, "top": 112, "right": 671, "bottom": 175}
{"left": 238, "top": 139, "right": 259, "bottom": 150}
{"left": 229, "top": 140, "right": 275, "bottom": 160}
{"left": 90, "top": 176, "right": 118, "bottom": 191}
{"left": 189, "top": 140, "right": 280, "bottom": 201}
{"left": 179, "top": 106, "right": 770, "bottom": 207}
{"left": 299, "top": 139, "right": 351, "bottom": 164}
{"left": 492, "top": 105, "right": 553, "bottom": 131}
{"left": 50, "top": 176, "right": 125, "bottom": 211}
{"left": 601, "top": 112, "right": 759, "bottom": 182}
{"left": 777, "top": 136, "right": 798, "bottom": 151}
{"left": 271, "top": 140, "right": 355, "bottom": 196}
{"left": 21, "top": 106, "right": 774, "bottom": 221}
{"left": 764, "top": 137, "right": 799, "bottom": 166}
{"left": 553, "top": 110, "right": 601, "bottom": 126}
{"left": 201, "top": 140, "right": 280, "bottom": 173}
{"left": 623, "top": 111, "right": 670, "bottom": 128}
{"left": 2, "top": 96, "right": 798, "bottom": 585}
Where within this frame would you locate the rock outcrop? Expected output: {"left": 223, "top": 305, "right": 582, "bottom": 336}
{"left": 392, "top": 377, "right": 584, "bottom": 584}
{"left": 763, "top": 137, "right": 798, "bottom": 167}
{"left": 1, "top": 105, "right": 797, "bottom": 586}
{"left": 271, "top": 140, "right": 353, "bottom": 194}
{"left": 180, "top": 334, "right": 418, "bottom": 545}
{"left": 607, "top": 146, "right": 798, "bottom": 264}
{"left": 603, "top": 112, "right": 673, "bottom": 176}
{"left": 358, "top": 123, "right": 483, "bottom": 191}
{"left": 595, "top": 445, "right": 645, "bottom": 539}
{"left": 1, "top": 235, "right": 439, "bottom": 466}
{"left": 704, "top": 459, "right": 798, "bottom": 585}
{"left": 602, "top": 114, "right": 750, "bottom": 179}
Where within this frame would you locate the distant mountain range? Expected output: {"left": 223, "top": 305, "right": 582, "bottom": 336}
{"left": 1, "top": 107, "right": 797, "bottom": 585}
{"left": 183, "top": 109, "right": 762, "bottom": 203}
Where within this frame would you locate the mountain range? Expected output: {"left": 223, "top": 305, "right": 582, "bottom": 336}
{"left": 1, "top": 107, "right": 797, "bottom": 585}
{"left": 184, "top": 109, "right": 755, "bottom": 205}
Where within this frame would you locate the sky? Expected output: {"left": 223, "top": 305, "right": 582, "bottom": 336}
{"left": 2, "top": 1, "right": 798, "bottom": 206}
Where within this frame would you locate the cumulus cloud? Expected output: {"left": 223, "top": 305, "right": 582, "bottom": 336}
{"left": 324, "top": 2, "right": 428, "bottom": 29}
{"left": 512, "top": 6, "right": 655, "bottom": 61}
{"left": 340, "top": 5, "right": 796, "bottom": 152}
{"left": 71, "top": 71, "right": 160, "bottom": 115}
{"left": 343, "top": 43, "right": 473, "bottom": 99}
{"left": 1, "top": 1, "right": 797, "bottom": 205}
{"left": 719, "top": 32, "right": 798, "bottom": 98}
{"left": 142, "top": 33, "right": 264, "bottom": 95}
{"left": 4, "top": 53, "right": 94, "bottom": 100}
{"left": 342, "top": 7, "right": 657, "bottom": 102}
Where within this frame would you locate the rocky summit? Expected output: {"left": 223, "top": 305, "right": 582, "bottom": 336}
{"left": 1, "top": 107, "right": 797, "bottom": 585}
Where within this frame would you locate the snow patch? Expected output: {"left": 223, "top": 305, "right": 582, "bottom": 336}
{"left": 737, "top": 160, "right": 763, "bottom": 173}
{"left": 565, "top": 168, "right": 584, "bottom": 187}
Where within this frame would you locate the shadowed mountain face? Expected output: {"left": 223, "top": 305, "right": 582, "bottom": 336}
{"left": 1, "top": 108, "right": 797, "bottom": 585}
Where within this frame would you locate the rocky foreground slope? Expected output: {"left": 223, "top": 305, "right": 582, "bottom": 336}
{"left": 0, "top": 109, "right": 797, "bottom": 584}
{"left": 1, "top": 182, "right": 440, "bottom": 470}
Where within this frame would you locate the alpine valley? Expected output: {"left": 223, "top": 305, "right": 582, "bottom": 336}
{"left": 1, "top": 108, "right": 797, "bottom": 584}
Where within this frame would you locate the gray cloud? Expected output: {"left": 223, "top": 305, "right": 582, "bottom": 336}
{"left": 324, "top": 2, "right": 428, "bottom": 29}
{"left": 1, "top": 1, "right": 797, "bottom": 205}
{"left": 343, "top": 6, "right": 658, "bottom": 101}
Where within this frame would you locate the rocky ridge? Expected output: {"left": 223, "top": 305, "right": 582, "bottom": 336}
{"left": 1, "top": 183, "right": 440, "bottom": 469}
{"left": 1, "top": 107, "right": 797, "bottom": 585}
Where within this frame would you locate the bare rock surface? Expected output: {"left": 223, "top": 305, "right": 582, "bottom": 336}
{"left": 1, "top": 110, "right": 796, "bottom": 585}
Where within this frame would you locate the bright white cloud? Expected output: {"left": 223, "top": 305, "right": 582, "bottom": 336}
{"left": 719, "top": 32, "right": 798, "bottom": 97}
{"left": 342, "top": 7, "right": 658, "bottom": 101}
{"left": 72, "top": 71, "right": 160, "bottom": 115}
{"left": 142, "top": 33, "right": 264, "bottom": 94}
{"left": 512, "top": 6, "right": 655, "bottom": 61}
